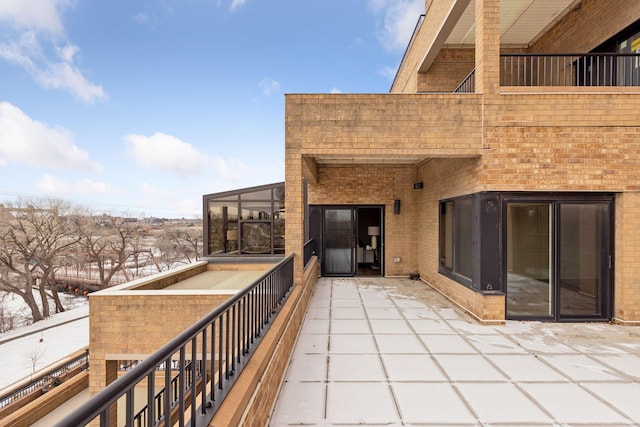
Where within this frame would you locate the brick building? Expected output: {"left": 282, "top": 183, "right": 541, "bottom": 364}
{"left": 283, "top": 0, "right": 640, "bottom": 323}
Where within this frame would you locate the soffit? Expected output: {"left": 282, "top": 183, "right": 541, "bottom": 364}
{"left": 314, "top": 155, "right": 426, "bottom": 166}
{"left": 446, "top": 0, "right": 579, "bottom": 47}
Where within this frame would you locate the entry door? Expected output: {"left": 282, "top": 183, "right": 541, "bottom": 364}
{"left": 506, "top": 201, "right": 612, "bottom": 320}
{"left": 322, "top": 208, "right": 356, "bottom": 276}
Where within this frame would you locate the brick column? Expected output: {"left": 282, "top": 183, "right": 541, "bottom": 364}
{"left": 475, "top": 0, "right": 500, "bottom": 94}
{"left": 614, "top": 192, "right": 640, "bottom": 323}
{"left": 284, "top": 96, "right": 305, "bottom": 285}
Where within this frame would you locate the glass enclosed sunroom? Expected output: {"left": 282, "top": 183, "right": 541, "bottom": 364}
{"left": 203, "top": 182, "right": 285, "bottom": 257}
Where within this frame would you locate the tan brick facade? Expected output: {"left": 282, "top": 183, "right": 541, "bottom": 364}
{"left": 285, "top": 0, "right": 640, "bottom": 323}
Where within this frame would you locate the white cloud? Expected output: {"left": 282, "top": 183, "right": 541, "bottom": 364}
{"left": 124, "top": 132, "right": 208, "bottom": 178}
{"left": 0, "top": 0, "right": 71, "bottom": 34}
{"left": 230, "top": 0, "right": 247, "bottom": 11}
{"left": 259, "top": 78, "right": 281, "bottom": 96}
{"left": 36, "top": 174, "right": 113, "bottom": 195}
{"left": 0, "top": 102, "right": 102, "bottom": 172}
{"left": 0, "top": 0, "right": 106, "bottom": 103}
{"left": 368, "top": 0, "right": 423, "bottom": 51}
{"left": 330, "top": 87, "right": 342, "bottom": 94}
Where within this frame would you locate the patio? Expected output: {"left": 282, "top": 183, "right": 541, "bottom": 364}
{"left": 270, "top": 277, "right": 640, "bottom": 426}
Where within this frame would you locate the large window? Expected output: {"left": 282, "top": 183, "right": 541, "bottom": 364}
{"left": 204, "top": 183, "right": 285, "bottom": 256}
{"left": 439, "top": 196, "right": 473, "bottom": 282}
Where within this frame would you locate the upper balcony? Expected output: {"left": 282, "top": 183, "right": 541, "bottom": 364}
{"left": 394, "top": 0, "right": 640, "bottom": 95}
{"left": 454, "top": 52, "right": 640, "bottom": 93}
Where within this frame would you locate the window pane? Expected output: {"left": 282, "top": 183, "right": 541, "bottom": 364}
{"left": 240, "top": 189, "right": 272, "bottom": 200}
{"left": 240, "top": 201, "right": 272, "bottom": 220}
{"left": 559, "top": 203, "right": 608, "bottom": 316}
{"left": 506, "top": 203, "right": 552, "bottom": 317}
{"left": 208, "top": 202, "right": 238, "bottom": 255}
{"left": 455, "top": 197, "right": 473, "bottom": 279}
{"left": 241, "top": 222, "right": 272, "bottom": 254}
{"left": 439, "top": 201, "right": 453, "bottom": 269}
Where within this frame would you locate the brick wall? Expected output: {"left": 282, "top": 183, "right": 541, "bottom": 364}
{"left": 89, "top": 291, "right": 233, "bottom": 395}
{"left": 614, "top": 192, "right": 640, "bottom": 324}
{"left": 530, "top": 0, "right": 640, "bottom": 53}
{"left": 418, "top": 48, "right": 475, "bottom": 92}
{"left": 308, "top": 165, "right": 419, "bottom": 277}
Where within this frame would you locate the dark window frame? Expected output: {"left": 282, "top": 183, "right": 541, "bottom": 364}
{"left": 202, "top": 182, "right": 285, "bottom": 257}
{"left": 439, "top": 195, "right": 474, "bottom": 287}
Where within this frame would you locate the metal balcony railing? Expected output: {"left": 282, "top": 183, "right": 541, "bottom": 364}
{"left": 0, "top": 349, "right": 89, "bottom": 409}
{"left": 501, "top": 53, "right": 640, "bottom": 87}
{"left": 453, "top": 53, "right": 640, "bottom": 91}
{"left": 55, "top": 255, "right": 294, "bottom": 427}
{"left": 303, "top": 239, "right": 316, "bottom": 268}
{"left": 453, "top": 69, "right": 475, "bottom": 93}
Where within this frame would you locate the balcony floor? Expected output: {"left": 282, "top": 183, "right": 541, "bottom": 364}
{"left": 270, "top": 277, "right": 640, "bottom": 426}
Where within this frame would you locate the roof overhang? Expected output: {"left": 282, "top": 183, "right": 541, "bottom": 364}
{"left": 418, "top": 0, "right": 581, "bottom": 72}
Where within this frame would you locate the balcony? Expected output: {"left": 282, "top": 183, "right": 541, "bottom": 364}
{"left": 454, "top": 53, "right": 640, "bottom": 93}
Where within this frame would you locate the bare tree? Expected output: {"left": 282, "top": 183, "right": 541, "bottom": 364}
{"left": 24, "top": 344, "right": 45, "bottom": 378}
{"left": 0, "top": 200, "right": 80, "bottom": 321}
{"left": 79, "top": 215, "right": 142, "bottom": 287}
{"left": 154, "top": 223, "right": 203, "bottom": 270}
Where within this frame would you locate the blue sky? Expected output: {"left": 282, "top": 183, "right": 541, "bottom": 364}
{"left": 0, "top": 0, "right": 422, "bottom": 218}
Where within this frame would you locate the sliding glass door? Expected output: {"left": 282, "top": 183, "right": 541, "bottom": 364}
{"left": 559, "top": 203, "right": 611, "bottom": 318}
{"left": 506, "top": 200, "right": 612, "bottom": 321}
{"left": 506, "top": 203, "right": 553, "bottom": 318}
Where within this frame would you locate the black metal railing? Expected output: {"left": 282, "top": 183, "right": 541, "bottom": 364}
{"left": 303, "top": 239, "right": 315, "bottom": 267}
{"left": 501, "top": 53, "right": 640, "bottom": 87}
{"left": 131, "top": 361, "right": 200, "bottom": 427}
{"left": 55, "top": 255, "right": 294, "bottom": 427}
{"left": 453, "top": 53, "right": 640, "bottom": 91}
{"left": 453, "top": 69, "right": 475, "bottom": 93}
{"left": 0, "top": 348, "right": 89, "bottom": 409}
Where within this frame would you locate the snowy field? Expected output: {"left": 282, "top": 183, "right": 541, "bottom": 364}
{"left": 0, "top": 294, "right": 89, "bottom": 392}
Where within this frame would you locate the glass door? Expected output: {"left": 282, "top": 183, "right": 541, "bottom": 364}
{"left": 558, "top": 203, "right": 611, "bottom": 319}
{"left": 506, "top": 199, "right": 613, "bottom": 321}
{"left": 322, "top": 208, "right": 356, "bottom": 276}
{"left": 506, "top": 203, "right": 554, "bottom": 318}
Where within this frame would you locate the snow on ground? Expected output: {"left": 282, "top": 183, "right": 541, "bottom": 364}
{"left": 0, "top": 298, "right": 89, "bottom": 392}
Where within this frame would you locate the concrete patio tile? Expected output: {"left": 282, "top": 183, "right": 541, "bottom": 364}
{"left": 291, "top": 332, "right": 329, "bottom": 355}
{"left": 465, "top": 334, "right": 528, "bottom": 354}
{"left": 398, "top": 307, "right": 440, "bottom": 320}
{"left": 392, "top": 383, "right": 477, "bottom": 424}
{"left": 329, "top": 354, "right": 386, "bottom": 381}
{"left": 583, "top": 382, "right": 640, "bottom": 421}
{"left": 456, "top": 382, "right": 552, "bottom": 425}
{"left": 327, "top": 382, "right": 398, "bottom": 424}
{"left": 365, "top": 306, "right": 403, "bottom": 319}
{"left": 419, "top": 334, "right": 477, "bottom": 354}
{"left": 381, "top": 354, "right": 447, "bottom": 381}
{"left": 308, "top": 296, "right": 331, "bottom": 308}
{"left": 299, "top": 318, "right": 330, "bottom": 334}
{"left": 330, "top": 298, "right": 363, "bottom": 308}
{"left": 369, "top": 319, "right": 413, "bottom": 334}
{"left": 407, "top": 318, "right": 456, "bottom": 334}
{"left": 305, "top": 306, "right": 330, "bottom": 320}
{"left": 330, "top": 319, "right": 370, "bottom": 334}
{"left": 331, "top": 306, "right": 366, "bottom": 319}
{"left": 539, "top": 354, "right": 629, "bottom": 381}
{"left": 521, "top": 382, "right": 632, "bottom": 424}
{"left": 375, "top": 334, "right": 426, "bottom": 354}
{"left": 593, "top": 353, "right": 640, "bottom": 380}
{"left": 489, "top": 354, "right": 568, "bottom": 381}
{"left": 330, "top": 334, "right": 377, "bottom": 353}
{"left": 434, "top": 354, "right": 509, "bottom": 381}
{"left": 269, "top": 381, "right": 326, "bottom": 425}
{"left": 284, "top": 354, "right": 328, "bottom": 381}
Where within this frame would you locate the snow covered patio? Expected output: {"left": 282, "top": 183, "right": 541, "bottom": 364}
{"left": 270, "top": 277, "right": 640, "bottom": 426}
